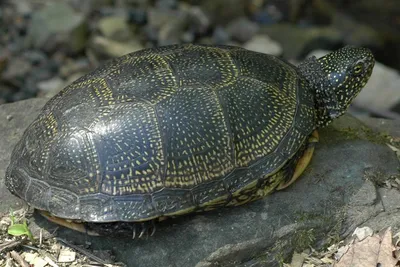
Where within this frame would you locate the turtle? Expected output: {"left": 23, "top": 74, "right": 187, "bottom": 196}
{"left": 5, "top": 44, "right": 375, "bottom": 237}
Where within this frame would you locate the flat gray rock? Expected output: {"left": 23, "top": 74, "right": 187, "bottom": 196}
{"left": 0, "top": 98, "right": 399, "bottom": 266}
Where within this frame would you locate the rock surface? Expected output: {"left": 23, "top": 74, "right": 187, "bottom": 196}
{"left": 226, "top": 17, "right": 260, "bottom": 43}
{"left": 243, "top": 34, "right": 282, "bottom": 56}
{"left": 89, "top": 35, "right": 144, "bottom": 58}
{"left": 97, "top": 15, "right": 134, "bottom": 42}
{"left": 0, "top": 98, "right": 399, "bottom": 266}
{"left": 27, "top": 2, "right": 88, "bottom": 53}
{"left": 260, "top": 24, "right": 342, "bottom": 59}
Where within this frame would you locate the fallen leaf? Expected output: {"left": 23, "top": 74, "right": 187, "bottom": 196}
{"left": 387, "top": 143, "right": 400, "bottom": 162}
{"left": 290, "top": 252, "right": 305, "bottom": 267}
{"left": 377, "top": 227, "right": 397, "bottom": 267}
{"left": 334, "top": 228, "right": 397, "bottom": 267}
{"left": 320, "top": 256, "right": 334, "bottom": 264}
{"left": 334, "top": 244, "right": 350, "bottom": 261}
{"left": 23, "top": 252, "right": 37, "bottom": 263}
{"left": 394, "top": 249, "right": 400, "bottom": 260}
{"left": 387, "top": 144, "right": 400, "bottom": 152}
{"left": 352, "top": 226, "right": 373, "bottom": 241}
{"left": 32, "top": 256, "right": 48, "bottom": 267}
{"left": 44, "top": 256, "right": 59, "bottom": 267}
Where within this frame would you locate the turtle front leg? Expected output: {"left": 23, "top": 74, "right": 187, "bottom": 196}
{"left": 276, "top": 130, "right": 319, "bottom": 190}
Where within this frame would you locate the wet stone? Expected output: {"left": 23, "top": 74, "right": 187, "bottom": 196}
{"left": 98, "top": 15, "right": 134, "bottom": 42}
{"left": 37, "top": 77, "right": 64, "bottom": 98}
{"left": 89, "top": 36, "right": 144, "bottom": 58}
{"left": 1, "top": 56, "right": 32, "bottom": 83}
{"left": 155, "top": 0, "right": 178, "bottom": 10}
{"left": 244, "top": 34, "right": 282, "bottom": 56}
{"left": 128, "top": 8, "right": 148, "bottom": 25}
{"left": 212, "top": 26, "right": 231, "bottom": 45}
{"left": 27, "top": 2, "right": 88, "bottom": 53}
{"left": 226, "top": 17, "right": 260, "bottom": 43}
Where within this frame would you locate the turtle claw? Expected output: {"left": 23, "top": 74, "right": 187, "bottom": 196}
{"left": 132, "top": 221, "right": 156, "bottom": 240}
{"left": 138, "top": 223, "right": 147, "bottom": 239}
{"left": 149, "top": 221, "right": 156, "bottom": 237}
{"left": 132, "top": 226, "right": 137, "bottom": 239}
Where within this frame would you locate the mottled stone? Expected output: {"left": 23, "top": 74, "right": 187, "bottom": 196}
{"left": 243, "top": 34, "right": 282, "bottom": 56}
{"left": 260, "top": 24, "right": 342, "bottom": 59}
{"left": 27, "top": 2, "right": 88, "bottom": 53}
{"left": 97, "top": 16, "right": 134, "bottom": 42}
{"left": 89, "top": 36, "right": 144, "bottom": 58}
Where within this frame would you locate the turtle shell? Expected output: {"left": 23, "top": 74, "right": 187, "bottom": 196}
{"left": 5, "top": 44, "right": 316, "bottom": 222}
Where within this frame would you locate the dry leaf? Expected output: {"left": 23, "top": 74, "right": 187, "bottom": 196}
{"left": 377, "top": 227, "right": 397, "bottom": 266}
{"left": 32, "top": 257, "right": 48, "bottom": 267}
{"left": 23, "top": 252, "right": 37, "bottom": 263}
{"left": 290, "top": 252, "right": 305, "bottom": 267}
{"left": 352, "top": 226, "right": 373, "bottom": 241}
{"left": 320, "top": 256, "right": 334, "bottom": 264}
{"left": 334, "top": 244, "right": 350, "bottom": 261}
{"left": 387, "top": 143, "right": 400, "bottom": 162}
{"left": 334, "top": 228, "right": 397, "bottom": 267}
{"left": 387, "top": 144, "right": 400, "bottom": 152}
{"left": 44, "top": 256, "right": 59, "bottom": 267}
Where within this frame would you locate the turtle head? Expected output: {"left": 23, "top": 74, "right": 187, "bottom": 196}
{"left": 299, "top": 46, "right": 375, "bottom": 127}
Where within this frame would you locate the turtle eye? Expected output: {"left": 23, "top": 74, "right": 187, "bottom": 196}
{"left": 353, "top": 63, "right": 364, "bottom": 76}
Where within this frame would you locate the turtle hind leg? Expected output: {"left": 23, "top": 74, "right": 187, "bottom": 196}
{"left": 228, "top": 130, "right": 319, "bottom": 205}
{"left": 85, "top": 220, "right": 157, "bottom": 239}
{"left": 39, "top": 209, "right": 156, "bottom": 238}
{"left": 38, "top": 210, "right": 100, "bottom": 235}
{"left": 276, "top": 130, "right": 319, "bottom": 190}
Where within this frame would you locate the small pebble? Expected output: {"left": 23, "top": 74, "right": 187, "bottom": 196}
{"left": 156, "top": 0, "right": 178, "bottom": 10}
{"left": 32, "top": 257, "right": 48, "bottom": 267}
{"left": 23, "top": 252, "right": 37, "bottom": 263}
{"left": 37, "top": 77, "right": 64, "bottom": 94}
{"left": 226, "top": 17, "right": 259, "bottom": 43}
{"left": 244, "top": 34, "right": 282, "bottom": 56}
{"left": 128, "top": 8, "right": 147, "bottom": 25}
{"left": 58, "top": 249, "right": 76, "bottom": 263}
{"left": 212, "top": 26, "right": 230, "bottom": 45}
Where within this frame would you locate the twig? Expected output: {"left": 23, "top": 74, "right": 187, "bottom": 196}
{"left": 0, "top": 239, "right": 25, "bottom": 253}
{"left": 40, "top": 228, "right": 43, "bottom": 246}
{"left": 10, "top": 250, "right": 30, "bottom": 267}
{"left": 21, "top": 244, "right": 59, "bottom": 265}
{"left": 5, "top": 252, "right": 13, "bottom": 267}
{"left": 44, "top": 256, "right": 59, "bottom": 267}
{"left": 55, "top": 238, "right": 112, "bottom": 265}
{"left": 22, "top": 244, "right": 39, "bottom": 251}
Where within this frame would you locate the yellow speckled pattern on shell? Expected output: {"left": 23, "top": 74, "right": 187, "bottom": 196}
{"left": 6, "top": 44, "right": 316, "bottom": 222}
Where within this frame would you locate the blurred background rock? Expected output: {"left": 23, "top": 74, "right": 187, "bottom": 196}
{"left": 0, "top": 0, "right": 399, "bottom": 121}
